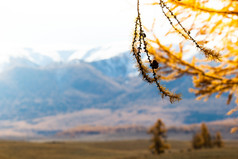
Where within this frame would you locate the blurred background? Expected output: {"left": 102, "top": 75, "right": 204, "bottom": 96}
{"left": 0, "top": 0, "right": 237, "bottom": 142}
{"left": 0, "top": 0, "right": 237, "bottom": 159}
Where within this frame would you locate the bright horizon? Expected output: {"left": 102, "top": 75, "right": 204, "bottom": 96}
{"left": 0, "top": 0, "right": 162, "bottom": 63}
{"left": 0, "top": 0, "right": 140, "bottom": 48}
{"left": 0, "top": 0, "right": 227, "bottom": 54}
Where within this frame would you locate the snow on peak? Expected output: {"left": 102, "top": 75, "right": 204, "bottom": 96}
{"left": 0, "top": 42, "right": 130, "bottom": 68}
{"left": 69, "top": 42, "right": 130, "bottom": 62}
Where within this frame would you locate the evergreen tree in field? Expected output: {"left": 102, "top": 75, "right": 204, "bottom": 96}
{"left": 192, "top": 133, "right": 204, "bottom": 149}
{"left": 201, "top": 123, "right": 212, "bottom": 148}
{"left": 148, "top": 119, "right": 170, "bottom": 154}
{"left": 192, "top": 123, "right": 217, "bottom": 149}
{"left": 214, "top": 131, "right": 224, "bottom": 148}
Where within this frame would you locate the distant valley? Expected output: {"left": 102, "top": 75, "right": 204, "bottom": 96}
{"left": 0, "top": 44, "right": 235, "bottom": 139}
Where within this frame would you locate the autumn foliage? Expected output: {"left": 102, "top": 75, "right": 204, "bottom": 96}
{"left": 148, "top": 119, "right": 170, "bottom": 154}
{"left": 132, "top": 0, "right": 238, "bottom": 131}
{"left": 192, "top": 123, "right": 223, "bottom": 149}
{"left": 200, "top": 123, "right": 212, "bottom": 148}
{"left": 214, "top": 131, "right": 224, "bottom": 148}
{"left": 192, "top": 133, "right": 204, "bottom": 149}
{"left": 192, "top": 123, "right": 212, "bottom": 149}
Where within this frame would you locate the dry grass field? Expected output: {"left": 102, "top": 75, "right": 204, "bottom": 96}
{"left": 0, "top": 140, "right": 236, "bottom": 159}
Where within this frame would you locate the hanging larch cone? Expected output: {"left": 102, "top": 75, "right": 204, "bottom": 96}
{"left": 151, "top": 60, "right": 159, "bottom": 69}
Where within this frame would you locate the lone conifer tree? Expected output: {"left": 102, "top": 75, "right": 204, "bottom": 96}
{"left": 214, "top": 131, "right": 224, "bottom": 148}
{"left": 192, "top": 133, "right": 204, "bottom": 149}
{"left": 148, "top": 119, "right": 170, "bottom": 154}
{"left": 201, "top": 123, "right": 212, "bottom": 148}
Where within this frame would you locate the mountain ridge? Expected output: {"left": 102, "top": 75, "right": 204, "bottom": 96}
{"left": 0, "top": 45, "right": 234, "bottom": 139}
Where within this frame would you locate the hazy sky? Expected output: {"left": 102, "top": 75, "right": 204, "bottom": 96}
{"left": 0, "top": 0, "right": 164, "bottom": 64}
{"left": 0, "top": 0, "right": 140, "bottom": 48}
{"left": 0, "top": 0, "right": 224, "bottom": 54}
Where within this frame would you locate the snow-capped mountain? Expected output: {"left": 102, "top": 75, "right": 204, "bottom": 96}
{"left": 0, "top": 43, "right": 130, "bottom": 68}
{"left": 0, "top": 43, "right": 234, "bottom": 139}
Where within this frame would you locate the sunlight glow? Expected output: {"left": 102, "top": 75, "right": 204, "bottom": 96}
{"left": 205, "top": 0, "right": 224, "bottom": 10}
{"left": 0, "top": 0, "right": 136, "bottom": 53}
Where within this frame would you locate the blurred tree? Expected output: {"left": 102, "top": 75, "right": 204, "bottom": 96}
{"left": 192, "top": 133, "right": 204, "bottom": 149}
{"left": 201, "top": 123, "right": 212, "bottom": 148}
{"left": 148, "top": 119, "right": 170, "bottom": 154}
{"left": 192, "top": 123, "right": 215, "bottom": 149}
{"left": 132, "top": 0, "right": 238, "bottom": 131}
{"left": 213, "top": 131, "right": 224, "bottom": 148}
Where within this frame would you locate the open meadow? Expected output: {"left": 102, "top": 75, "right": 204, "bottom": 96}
{"left": 0, "top": 140, "right": 236, "bottom": 159}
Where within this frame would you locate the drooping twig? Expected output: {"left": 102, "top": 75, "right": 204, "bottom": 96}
{"left": 132, "top": 0, "right": 181, "bottom": 103}
{"left": 158, "top": 0, "right": 221, "bottom": 61}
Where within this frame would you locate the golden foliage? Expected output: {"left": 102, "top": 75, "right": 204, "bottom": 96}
{"left": 132, "top": 0, "right": 181, "bottom": 103}
{"left": 214, "top": 131, "right": 224, "bottom": 148}
{"left": 193, "top": 123, "right": 224, "bottom": 149}
{"left": 192, "top": 133, "right": 204, "bottom": 149}
{"left": 132, "top": 0, "right": 238, "bottom": 128}
{"left": 226, "top": 106, "right": 238, "bottom": 115}
{"left": 148, "top": 119, "right": 170, "bottom": 154}
{"left": 201, "top": 123, "right": 212, "bottom": 148}
{"left": 230, "top": 127, "right": 238, "bottom": 134}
